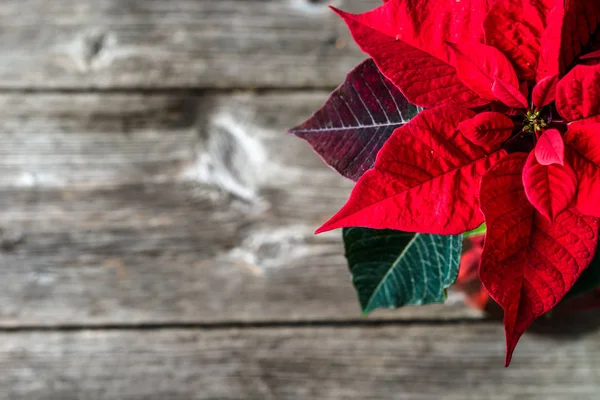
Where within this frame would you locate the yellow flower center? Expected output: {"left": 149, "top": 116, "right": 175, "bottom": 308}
{"left": 522, "top": 109, "right": 547, "bottom": 134}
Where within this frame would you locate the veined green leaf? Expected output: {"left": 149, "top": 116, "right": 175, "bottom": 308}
{"left": 343, "top": 228, "right": 463, "bottom": 314}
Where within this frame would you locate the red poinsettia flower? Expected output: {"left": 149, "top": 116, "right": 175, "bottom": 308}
{"left": 315, "top": 0, "right": 600, "bottom": 366}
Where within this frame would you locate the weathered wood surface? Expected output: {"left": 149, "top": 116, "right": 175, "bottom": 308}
{"left": 0, "top": 92, "right": 342, "bottom": 189}
{"left": 0, "top": 92, "right": 478, "bottom": 325}
{"left": 1, "top": 322, "right": 600, "bottom": 400}
{"left": 0, "top": 183, "right": 480, "bottom": 326}
{"left": 2, "top": 0, "right": 599, "bottom": 397}
{"left": 0, "top": 0, "right": 379, "bottom": 89}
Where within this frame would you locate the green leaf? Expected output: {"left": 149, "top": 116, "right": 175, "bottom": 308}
{"left": 564, "top": 250, "right": 600, "bottom": 300}
{"left": 343, "top": 228, "right": 463, "bottom": 314}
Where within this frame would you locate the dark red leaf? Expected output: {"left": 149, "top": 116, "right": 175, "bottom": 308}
{"left": 559, "top": 0, "right": 600, "bottom": 72}
{"left": 538, "top": 1, "right": 600, "bottom": 74}
{"left": 564, "top": 123, "right": 600, "bottom": 217}
{"left": 331, "top": 3, "right": 490, "bottom": 109}
{"left": 491, "top": 79, "right": 528, "bottom": 109}
{"left": 448, "top": 41, "right": 520, "bottom": 101}
{"left": 580, "top": 50, "right": 600, "bottom": 60}
{"left": 535, "top": 129, "right": 564, "bottom": 166}
{"left": 458, "top": 112, "right": 514, "bottom": 149}
{"left": 290, "top": 59, "right": 419, "bottom": 181}
{"left": 532, "top": 75, "right": 558, "bottom": 108}
{"left": 480, "top": 153, "right": 599, "bottom": 366}
{"left": 522, "top": 150, "right": 577, "bottom": 221}
{"left": 536, "top": 2, "right": 564, "bottom": 81}
{"left": 316, "top": 106, "right": 505, "bottom": 235}
{"left": 556, "top": 64, "right": 600, "bottom": 122}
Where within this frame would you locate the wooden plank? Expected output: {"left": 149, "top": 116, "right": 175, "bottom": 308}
{"left": 1, "top": 322, "right": 600, "bottom": 399}
{"left": 0, "top": 92, "right": 479, "bottom": 324}
{"left": 0, "top": 91, "right": 348, "bottom": 189}
{"left": 0, "top": 93, "right": 199, "bottom": 188}
{"left": 0, "top": 183, "right": 478, "bottom": 326}
{"left": 0, "top": 0, "right": 379, "bottom": 89}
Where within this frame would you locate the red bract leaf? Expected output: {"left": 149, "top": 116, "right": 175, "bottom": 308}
{"left": 315, "top": 106, "right": 505, "bottom": 235}
{"left": 564, "top": 123, "right": 600, "bottom": 217}
{"left": 483, "top": 0, "right": 558, "bottom": 81}
{"left": 480, "top": 153, "right": 599, "bottom": 366}
{"left": 580, "top": 50, "right": 600, "bottom": 60}
{"left": 556, "top": 64, "right": 600, "bottom": 122}
{"left": 536, "top": 1, "right": 600, "bottom": 79}
{"left": 341, "top": 0, "right": 489, "bottom": 56}
{"left": 559, "top": 0, "right": 600, "bottom": 72}
{"left": 448, "top": 41, "right": 520, "bottom": 101}
{"left": 535, "top": 129, "right": 564, "bottom": 166}
{"left": 331, "top": 3, "right": 490, "bottom": 109}
{"left": 571, "top": 116, "right": 600, "bottom": 126}
{"left": 491, "top": 79, "right": 528, "bottom": 109}
{"left": 523, "top": 151, "right": 577, "bottom": 221}
{"left": 458, "top": 112, "right": 514, "bottom": 149}
{"left": 532, "top": 75, "right": 558, "bottom": 108}
{"left": 289, "top": 60, "right": 419, "bottom": 181}
{"left": 536, "top": 3, "right": 564, "bottom": 81}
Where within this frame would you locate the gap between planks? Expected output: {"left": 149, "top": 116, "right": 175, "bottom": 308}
{"left": 0, "top": 86, "right": 342, "bottom": 95}
{"left": 0, "top": 317, "right": 493, "bottom": 333}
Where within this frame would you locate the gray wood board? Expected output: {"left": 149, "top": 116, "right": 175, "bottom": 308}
{"left": 0, "top": 0, "right": 380, "bottom": 89}
{"left": 1, "top": 322, "right": 600, "bottom": 399}
{"left": 0, "top": 182, "right": 478, "bottom": 326}
{"left": 0, "top": 92, "right": 478, "bottom": 325}
{"left": 0, "top": 91, "right": 351, "bottom": 189}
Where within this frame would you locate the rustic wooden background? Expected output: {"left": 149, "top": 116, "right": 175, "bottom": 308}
{"left": 1, "top": 0, "right": 600, "bottom": 398}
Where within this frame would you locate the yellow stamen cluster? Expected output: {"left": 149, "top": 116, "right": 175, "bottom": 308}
{"left": 522, "top": 109, "right": 547, "bottom": 133}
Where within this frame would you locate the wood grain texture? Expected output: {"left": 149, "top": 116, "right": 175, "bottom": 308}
{"left": 0, "top": 91, "right": 349, "bottom": 189}
{"left": 1, "top": 322, "right": 600, "bottom": 399}
{"left": 0, "top": 92, "right": 478, "bottom": 324}
{"left": 0, "top": 0, "right": 379, "bottom": 89}
{"left": 0, "top": 180, "right": 476, "bottom": 325}
{"left": 3, "top": 0, "right": 597, "bottom": 397}
{"left": 0, "top": 93, "right": 198, "bottom": 188}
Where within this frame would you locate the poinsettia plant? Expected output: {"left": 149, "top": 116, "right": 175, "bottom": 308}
{"left": 289, "top": 0, "right": 600, "bottom": 366}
